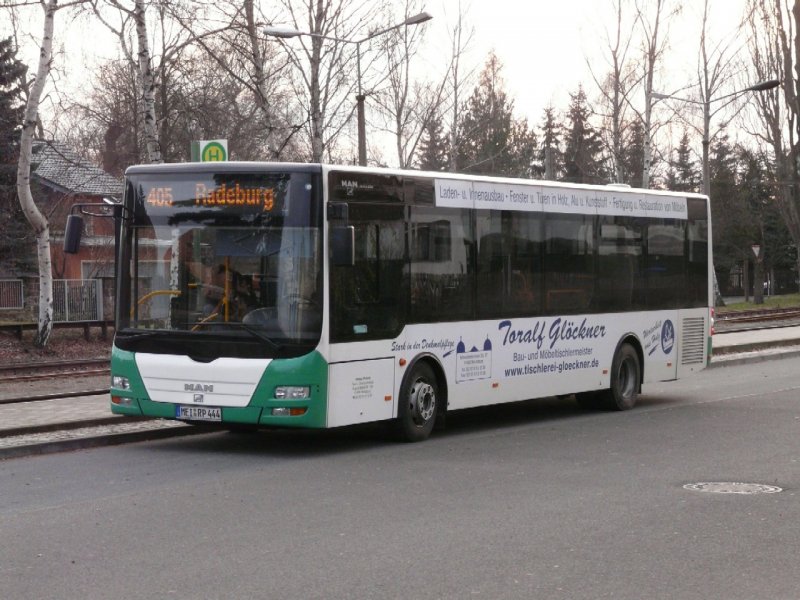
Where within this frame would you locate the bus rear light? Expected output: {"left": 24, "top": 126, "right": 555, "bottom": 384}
{"left": 710, "top": 307, "right": 716, "bottom": 336}
{"left": 111, "top": 396, "right": 133, "bottom": 407}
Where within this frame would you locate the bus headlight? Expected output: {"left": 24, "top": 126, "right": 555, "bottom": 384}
{"left": 112, "top": 375, "right": 131, "bottom": 390}
{"left": 274, "top": 386, "right": 310, "bottom": 399}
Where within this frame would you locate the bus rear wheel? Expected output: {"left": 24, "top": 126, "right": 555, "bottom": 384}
{"left": 605, "top": 343, "right": 640, "bottom": 410}
{"left": 394, "top": 362, "right": 438, "bottom": 442}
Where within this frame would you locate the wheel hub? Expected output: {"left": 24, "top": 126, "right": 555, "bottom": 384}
{"left": 409, "top": 379, "right": 436, "bottom": 425}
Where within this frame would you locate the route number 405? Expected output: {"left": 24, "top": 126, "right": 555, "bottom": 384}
{"left": 146, "top": 187, "right": 174, "bottom": 207}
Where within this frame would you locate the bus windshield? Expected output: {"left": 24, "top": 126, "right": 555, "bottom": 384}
{"left": 116, "top": 169, "right": 322, "bottom": 358}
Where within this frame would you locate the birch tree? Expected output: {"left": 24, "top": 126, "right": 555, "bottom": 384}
{"left": 15, "top": 0, "right": 87, "bottom": 347}
{"left": 133, "top": 0, "right": 160, "bottom": 162}
{"left": 93, "top": 0, "right": 163, "bottom": 163}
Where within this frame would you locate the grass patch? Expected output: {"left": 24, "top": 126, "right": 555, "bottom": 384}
{"left": 718, "top": 293, "right": 800, "bottom": 313}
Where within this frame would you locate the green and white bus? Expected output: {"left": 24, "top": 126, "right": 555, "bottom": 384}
{"left": 93, "top": 162, "right": 712, "bottom": 441}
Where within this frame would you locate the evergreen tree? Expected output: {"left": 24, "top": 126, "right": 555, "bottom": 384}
{"left": 620, "top": 119, "right": 645, "bottom": 188}
{"left": 709, "top": 133, "right": 749, "bottom": 289}
{"left": 455, "top": 52, "right": 537, "bottom": 177}
{"left": 456, "top": 52, "right": 513, "bottom": 175}
{"left": 416, "top": 111, "right": 449, "bottom": 171}
{"left": 562, "top": 86, "right": 607, "bottom": 184}
{"left": 0, "top": 37, "right": 30, "bottom": 275}
{"left": 507, "top": 117, "right": 538, "bottom": 179}
{"left": 665, "top": 131, "right": 700, "bottom": 192}
{"left": 537, "top": 105, "right": 563, "bottom": 180}
{"left": 737, "top": 147, "right": 784, "bottom": 301}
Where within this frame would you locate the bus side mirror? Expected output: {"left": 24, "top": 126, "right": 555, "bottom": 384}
{"left": 63, "top": 214, "right": 84, "bottom": 254}
{"left": 331, "top": 225, "right": 355, "bottom": 266}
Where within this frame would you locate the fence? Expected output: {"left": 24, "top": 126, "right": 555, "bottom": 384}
{"left": 0, "top": 279, "right": 24, "bottom": 310}
{"left": 53, "top": 279, "right": 103, "bottom": 322}
{"left": 1, "top": 278, "right": 104, "bottom": 322}
{"left": 0, "top": 278, "right": 110, "bottom": 340}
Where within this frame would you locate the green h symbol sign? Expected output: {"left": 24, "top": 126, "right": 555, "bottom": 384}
{"left": 201, "top": 141, "right": 227, "bottom": 162}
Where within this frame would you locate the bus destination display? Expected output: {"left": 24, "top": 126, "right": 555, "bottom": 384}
{"left": 143, "top": 183, "right": 276, "bottom": 212}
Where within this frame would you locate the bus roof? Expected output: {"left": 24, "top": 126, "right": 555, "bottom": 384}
{"left": 123, "top": 161, "right": 708, "bottom": 201}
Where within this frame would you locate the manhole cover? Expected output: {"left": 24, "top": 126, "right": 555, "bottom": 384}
{"left": 683, "top": 482, "right": 783, "bottom": 494}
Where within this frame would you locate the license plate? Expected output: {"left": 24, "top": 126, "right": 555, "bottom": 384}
{"left": 176, "top": 405, "right": 222, "bottom": 421}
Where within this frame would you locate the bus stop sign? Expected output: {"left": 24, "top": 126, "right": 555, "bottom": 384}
{"left": 192, "top": 139, "right": 228, "bottom": 162}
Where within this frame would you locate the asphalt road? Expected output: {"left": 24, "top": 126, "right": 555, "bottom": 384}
{"left": 1, "top": 356, "right": 799, "bottom": 600}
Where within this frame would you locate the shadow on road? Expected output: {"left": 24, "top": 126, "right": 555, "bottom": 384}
{"left": 145, "top": 392, "right": 686, "bottom": 457}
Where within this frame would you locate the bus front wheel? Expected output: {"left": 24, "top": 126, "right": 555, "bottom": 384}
{"left": 605, "top": 343, "right": 640, "bottom": 410}
{"left": 394, "top": 362, "right": 438, "bottom": 442}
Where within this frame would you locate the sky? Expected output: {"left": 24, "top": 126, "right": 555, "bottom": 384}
{"left": 3, "top": 0, "right": 755, "bottom": 160}
{"left": 451, "top": 0, "right": 751, "bottom": 125}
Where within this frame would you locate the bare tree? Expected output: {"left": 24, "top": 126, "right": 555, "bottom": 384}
{"left": 163, "top": 0, "right": 303, "bottom": 160}
{"left": 372, "top": 0, "right": 440, "bottom": 168}
{"left": 744, "top": 0, "right": 800, "bottom": 291}
{"left": 695, "top": 0, "right": 743, "bottom": 196}
{"left": 133, "top": 0, "right": 160, "bottom": 162}
{"left": 15, "top": 0, "right": 87, "bottom": 347}
{"left": 91, "top": 0, "right": 170, "bottom": 163}
{"left": 266, "top": 0, "right": 373, "bottom": 162}
{"left": 637, "top": 0, "right": 680, "bottom": 188}
{"left": 588, "top": 0, "right": 638, "bottom": 183}
{"left": 443, "top": 0, "right": 475, "bottom": 173}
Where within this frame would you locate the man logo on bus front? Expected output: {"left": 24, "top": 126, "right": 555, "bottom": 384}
{"left": 661, "top": 320, "right": 675, "bottom": 354}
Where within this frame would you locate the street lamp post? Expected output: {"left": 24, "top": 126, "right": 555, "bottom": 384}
{"left": 265, "top": 12, "right": 432, "bottom": 166}
{"left": 649, "top": 79, "right": 780, "bottom": 197}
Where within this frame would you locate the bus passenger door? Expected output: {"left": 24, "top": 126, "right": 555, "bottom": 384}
{"left": 327, "top": 358, "right": 395, "bottom": 427}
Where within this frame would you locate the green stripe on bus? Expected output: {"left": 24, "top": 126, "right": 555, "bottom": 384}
{"left": 255, "top": 351, "right": 328, "bottom": 428}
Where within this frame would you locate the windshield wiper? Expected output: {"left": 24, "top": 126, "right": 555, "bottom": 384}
{"left": 116, "top": 329, "right": 167, "bottom": 341}
{"left": 214, "top": 322, "right": 284, "bottom": 351}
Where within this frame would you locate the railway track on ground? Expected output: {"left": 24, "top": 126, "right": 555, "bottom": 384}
{"left": 717, "top": 307, "right": 800, "bottom": 324}
{"left": 0, "top": 359, "right": 110, "bottom": 406}
{"left": 0, "top": 358, "right": 110, "bottom": 384}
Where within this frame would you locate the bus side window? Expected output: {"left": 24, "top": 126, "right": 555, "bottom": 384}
{"left": 646, "top": 221, "right": 685, "bottom": 309}
{"left": 595, "top": 217, "right": 645, "bottom": 312}
{"left": 330, "top": 203, "right": 406, "bottom": 341}
{"left": 544, "top": 214, "right": 594, "bottom": 314}
{"left": 409, "top": 207, "right": 473, "bottom": 323}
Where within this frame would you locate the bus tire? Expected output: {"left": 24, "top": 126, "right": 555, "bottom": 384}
{"left": 605, "top": 343, "right": 640, "bottom": 410}
{"left": 394, "top": 361, "right": 438, "bottom": 442}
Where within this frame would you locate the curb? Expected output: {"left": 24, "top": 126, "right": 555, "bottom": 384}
{"left": 0, "top": 420, "right": 213, "bottom": 460}
{"left": 0, "top": 415, "right": 152, "bottom": 438}
{"left": 709, "top": 344, "right": 800, "bottom": 368}
{"left": 0, "top": 388, "right": 109, "bottom": 406}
